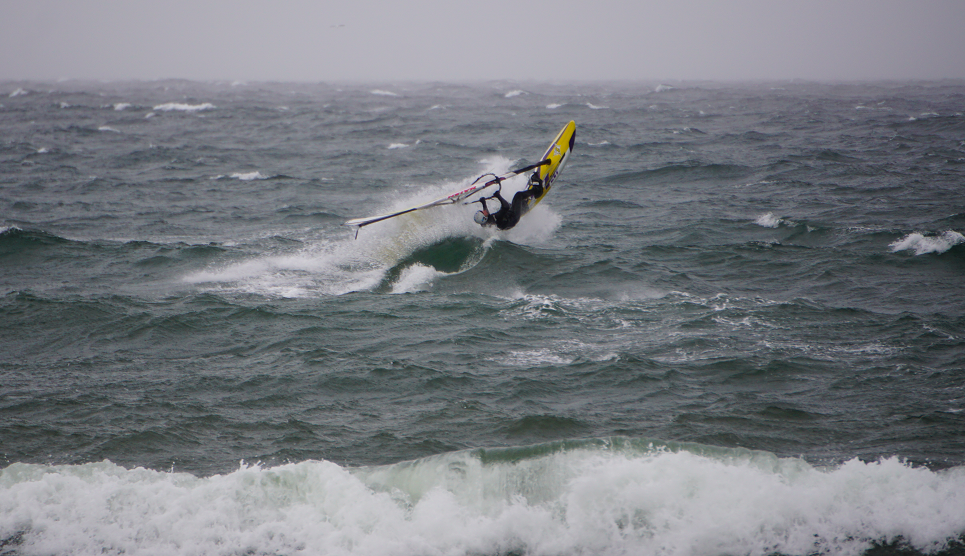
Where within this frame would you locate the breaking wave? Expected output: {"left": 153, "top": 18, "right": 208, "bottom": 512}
{"left": 890, "top": 231, "right": 965, "bottom": 255}
{"left": 2, "top": 439, "right": 964, "bottom": 556}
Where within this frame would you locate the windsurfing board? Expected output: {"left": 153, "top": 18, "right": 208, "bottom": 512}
{"left": 525, "top": 120, "right": 576, "bottom": 212}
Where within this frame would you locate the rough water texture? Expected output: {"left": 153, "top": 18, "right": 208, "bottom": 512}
{"left": 1, "top": 80, "right": 964, "bottom": 556}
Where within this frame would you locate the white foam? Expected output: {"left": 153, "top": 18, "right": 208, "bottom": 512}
{"left": 586, "top": 103, "right": 608, "bottom": 109}
{"left": 890, "top": 231, "right": 965, "bottom": 255}
{"left": 499, "top": 338, "right": 618, "bottom": 367}
{"left": 754, "top": 212, "right": 799, "bottom": 229}
{"left": 3, "top": 448, "right": 964, "bottom": 556}
{"left": 546, "top": 103, "right": 563, "bottom": 109}
{"left": 655, "top": 84, "right": 675, "bottom": 92}
{"left": 387, "top": 143, "right": 409, "bottom": 149}
{"left": 152, "top": 102, "right": 215, "bottom": 112}
{"left": 184, "top": 239, "right": 386, "bottom": 297}
{"left": 755, "top": 212, "right": 783, "bottom": 228}
{"left": 230, "top": 171, "right": 266, "bottom": 181}
{"left": 9, "top": 87, "right": 27, "bottom": 97}
{"left": 37, "top": 147, "right": 49, "bottom": 154}
{"left": 97, "top": 126, "right": 120, "bottom": 133}
{"left": 370, "top": 89, "right": 398, "bottom": 97}
{"left": 588, "top": 140, "right": 610, "bottom": 146}
{"left": 504, "top": 90, "right": 526, "bottom": 98}
{"left": 113, "top": 102, "right": 131, "bottom": 111}
{"left": 390, "top": 263, "right": 443, "bottom": 294}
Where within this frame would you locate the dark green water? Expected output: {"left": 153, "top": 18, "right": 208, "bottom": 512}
{"left": 1, "top": 80, "right": 964, "bottom": 555}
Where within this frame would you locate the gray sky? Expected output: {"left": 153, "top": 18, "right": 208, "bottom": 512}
{"left": 2, "top": 0, "right": 964, "bottom": 82}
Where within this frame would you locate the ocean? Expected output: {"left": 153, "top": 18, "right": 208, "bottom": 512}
{"left": 1, "top": 79, "right": 964, "bottom": 556}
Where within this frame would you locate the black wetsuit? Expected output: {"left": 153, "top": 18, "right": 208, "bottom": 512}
{"left": 480, "top": 179, "right": 544, "bottom": 230}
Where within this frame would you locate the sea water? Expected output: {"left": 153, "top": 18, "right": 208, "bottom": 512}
{"left": 1, "top": 80, "right": 964, "bottom": 555}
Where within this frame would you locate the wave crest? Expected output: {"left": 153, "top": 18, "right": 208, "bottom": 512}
{"left": 890, "top": 231, "right": 964, "bottom": 255}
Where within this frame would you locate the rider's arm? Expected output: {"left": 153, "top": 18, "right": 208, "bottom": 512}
{"left": 493, "top": 191, "right": 510, "bottom": 212}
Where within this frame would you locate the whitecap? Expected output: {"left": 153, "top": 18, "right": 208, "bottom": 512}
{"left": 97, "top": 126, "right": 120, "bottom": 133}
{"left": 370, "top": 89, "right": 398, "bottom": 97}
{"left": 387, "top": 143, "right": 409, "bottom": 149}
{"left": 504, "top": 90, "right": 526, "bottom": 98}
{"left": 890, "top": 230, "right": 965, "bottom": 255}
{"left": 113, "top": 103, "right": 131, "bottom": 111}
{"left": 152, "top": 102, "right": 215, "bottom": 112}
{"left": 9, "top": 88, "right": 28, "bottom": 97}
{"left": 654, "top": 84, "right": 674, "bottom": 92}
{"left": 588, "top": 140, "right": 610, "bottom": 147}
{"left": 754, "top": 212, "right": 782, "bottom": 228}
{"left": 586, "top": 103, "right": 608, "bottom": 109}
{"left": 546, "top": 103, "right": 563, "bottom": 109}
{"left": 230, "top": 171, "right": 267, "bottom": 181}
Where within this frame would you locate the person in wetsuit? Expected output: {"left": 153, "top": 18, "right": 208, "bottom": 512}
{"left": 473, "top": 173, "right": 544, "bottom": 230}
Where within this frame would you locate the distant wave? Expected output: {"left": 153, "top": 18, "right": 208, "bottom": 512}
{"left": 0, "top": 226, "right": 72, "bottom": 251}
{"left": 370, "top": 89, "right": 398, "bottom": 97}
{"left": 890, "top": 231, "right": 964, "bottom": 255}
{"left": 113, "top": 103, "right": 131, "bottom": 111}
{"left": 8, "top": 87, "right": 28, "bottom": 98}
{"left": 755, "top": 212, "right": 782, "bottom": 228}
{"left": 152, "top": 102, "right": 215, "bottom": 112}
{"left": 754, "top": 212, "right": 799, "bottom": 228}
{"left": 504, "top": 90, "right": 527, "bottom": 98}
{"left": 229, "top": 171, "right": 267, "bottom": 181}
{"left": 546, "top": 103, "right": 564, "bottom": 109}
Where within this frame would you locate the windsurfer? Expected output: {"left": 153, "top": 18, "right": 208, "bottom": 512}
{"left": 473, "top": 173, "right": 544, "bottom": 230}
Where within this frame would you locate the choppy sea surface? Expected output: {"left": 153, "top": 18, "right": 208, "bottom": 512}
{"left": 2, "top": 80, "right": 964, "bottom": 556}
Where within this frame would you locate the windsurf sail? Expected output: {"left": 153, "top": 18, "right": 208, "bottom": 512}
{"left": 344, "top": 160, "right": 550, "bottom": 235}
